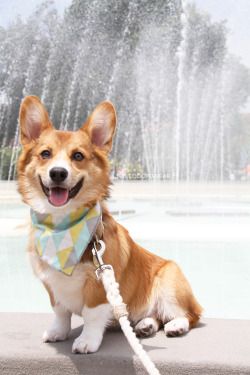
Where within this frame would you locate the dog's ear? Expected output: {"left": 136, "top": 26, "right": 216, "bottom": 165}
{"left": 81, "top": 102, "right": 116, "bottom": 154}
{"left": 19, "top": 96, "right": 54, "bottom": 146}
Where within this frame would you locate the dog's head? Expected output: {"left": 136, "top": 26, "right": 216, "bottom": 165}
{"left": 18, "top": 96, "right": 116, "bottom": 214}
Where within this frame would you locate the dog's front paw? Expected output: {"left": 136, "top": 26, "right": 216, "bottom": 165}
{"left": 72, "top": 335, "right": 102, "bottom": 354}
{"left": 43, "top": 326, "right": 71, "bottom": 343}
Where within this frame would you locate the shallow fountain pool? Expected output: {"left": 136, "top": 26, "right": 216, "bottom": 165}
{"left": 0, "top": 195, "right": 250, "bottom": 319}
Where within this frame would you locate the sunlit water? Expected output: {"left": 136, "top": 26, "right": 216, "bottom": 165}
{"left": 1, "top": 197, "right": 250, "bottom": 319}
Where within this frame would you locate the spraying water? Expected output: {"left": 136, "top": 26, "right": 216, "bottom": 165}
{"left": 0, "top": 0, "right": 249, "bottom": 181}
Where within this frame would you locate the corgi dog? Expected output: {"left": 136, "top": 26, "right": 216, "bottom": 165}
{"left": 18, "top": 95, "right": 203, "bottom": 354}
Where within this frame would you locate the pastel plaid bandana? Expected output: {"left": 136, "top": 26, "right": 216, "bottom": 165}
{"left": 30, "top": 202, "right": 101, "bottom": 276}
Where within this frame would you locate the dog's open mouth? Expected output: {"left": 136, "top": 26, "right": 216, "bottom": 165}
{"left": 39, "top": 177, "right": 83, "bottom": 206}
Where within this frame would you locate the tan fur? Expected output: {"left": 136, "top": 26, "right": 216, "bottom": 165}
{"left": 18, "top": 96, "right": 203, "bottom": 340}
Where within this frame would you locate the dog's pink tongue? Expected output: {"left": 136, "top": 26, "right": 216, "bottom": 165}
{"left": 49, "top": 187, "right": 69, "bottom": 206}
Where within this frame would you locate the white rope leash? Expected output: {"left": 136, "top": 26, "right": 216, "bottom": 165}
{"left": 101, "top": 269, "right": 161, "bottom": 375}
{"left": 92, "top": 240, "right": 161, "bottom": 375}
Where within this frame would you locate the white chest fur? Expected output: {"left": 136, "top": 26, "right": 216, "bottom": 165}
{"left": 29, "top": 251, "right": 90, "bottom": 315}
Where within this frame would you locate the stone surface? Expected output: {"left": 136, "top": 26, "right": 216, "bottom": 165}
{"left": 0, "top": 313, "right": 249, "bottom": 375}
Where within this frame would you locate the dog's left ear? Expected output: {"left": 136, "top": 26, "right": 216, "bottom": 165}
{"left": 81, "top": 102, "right": 116, "bottom": 154}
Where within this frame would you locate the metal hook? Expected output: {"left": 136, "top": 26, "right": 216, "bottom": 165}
{"left": 92, "top": 239, "right": 113, "bottom": 280}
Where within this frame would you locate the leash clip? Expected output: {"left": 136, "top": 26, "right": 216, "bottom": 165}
{"left": 92, "top": 239, "right": 113, "bottom": 280}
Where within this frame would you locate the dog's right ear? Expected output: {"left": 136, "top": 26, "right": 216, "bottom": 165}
{"left": 19, "top": 96, "right": 54, "bottom": 146}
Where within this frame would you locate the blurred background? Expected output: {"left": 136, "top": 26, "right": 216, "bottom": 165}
{"left": 0, "top": 0, "right": 249, "bottom": 320}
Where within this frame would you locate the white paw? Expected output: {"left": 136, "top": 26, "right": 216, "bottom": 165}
{"left": 72, "top": 335, "right": 102, "bottom": 354}
{"left": 43, "top": 326, "right": 71, "bottom": 342}
{"left": 164, "top": 317, "right": 189, "bottom": 337}
{"left": 135, "top": 317, "right": 159, "bottom": 337}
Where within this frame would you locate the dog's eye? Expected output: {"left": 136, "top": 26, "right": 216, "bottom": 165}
{"left": 72, "top": 152, "right": 84, "bottom": 161}
{"left": 41, "top": 150, "right": 51, "bottom": 159}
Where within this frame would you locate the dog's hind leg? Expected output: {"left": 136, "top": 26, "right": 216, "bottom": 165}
{"left": 164, "top": 312, "right": 201, "bottom": 337}
{"left": 164, "top": 316, "right": 189, "bottom": 337}
{"left": 134, "top": 317, "right": 160, "bottom": 337}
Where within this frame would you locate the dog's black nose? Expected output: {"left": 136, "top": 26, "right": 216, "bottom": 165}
{"left": 49, "top": 167, "right": 68, "bottom": 183}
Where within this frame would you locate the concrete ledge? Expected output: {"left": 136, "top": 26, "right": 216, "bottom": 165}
{"left": 0, "top": 313, "right": 249, "bottom": 375}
